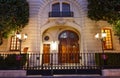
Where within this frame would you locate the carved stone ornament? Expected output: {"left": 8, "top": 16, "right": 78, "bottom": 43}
{"left": 55, "top": 18, "right": 67, "bottom": 25}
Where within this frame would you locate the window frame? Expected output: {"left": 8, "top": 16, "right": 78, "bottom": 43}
{"left": 62, "top": 3, "right": 70, "bottom": 12}
{"left": 10, "top": 35, "right": 20, "bottom": 51}
{"left": 52, "top": 2, "right": 71, "bottom": 12}
{"left": 102, "top": 28, "right": 113, "bottom": 50}
{"left": 52, "top": 3, "right": 60, "bottom": 12}
{"left": 50, "top": 2, "right": 73, "bottom": 17}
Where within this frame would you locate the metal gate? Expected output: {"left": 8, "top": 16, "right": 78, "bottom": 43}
{"left": 26, "top": 53, "right": 102, "bottom": 75}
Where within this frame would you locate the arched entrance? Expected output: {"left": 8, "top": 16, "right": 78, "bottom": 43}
{"left": 58, "top": 30, "right": 79, "bottom": 63}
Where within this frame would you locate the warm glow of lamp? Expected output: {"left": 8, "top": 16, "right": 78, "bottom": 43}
{"left": 95, "top": 32, "right": 107, "bottom": 66}
{"left": 24, "top": 34, "right": 28, "bottom": 39}
{"left": 51, "top": 41, "right": 57, "bottom": 50}
{"left": 16, "top": 33, "right": 21, "bottom": 39}
{"left": 95, "top": 32, "right": 107, "bottom": 39}
{"left": 16, "top": 32, "right": 28, "bottom": 55}
{"left": 16, "top": 32, "right": 28, "bottom": 40}
{"left": 101, "top": 32, "right": 107, "bottom": 38}
{"left": 95, "top": 33, "right": 99, "bottom": 39}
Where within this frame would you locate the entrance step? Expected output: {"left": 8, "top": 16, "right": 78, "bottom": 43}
{"left": 27, "top": 69, "right": 102, "bottom": 75}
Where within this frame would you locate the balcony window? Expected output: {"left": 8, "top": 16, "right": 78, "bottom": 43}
{"left": 49, "top": 2, "right": 73, "bottom": 17}
{"left": 52, "top": 3, "right": 60, "bottom": 12}
{"left": 62, "top": 3, "right": 70, "bottom": 12}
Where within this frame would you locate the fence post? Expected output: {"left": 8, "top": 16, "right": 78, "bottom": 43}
{"left": 27, "top": 53, "right": 29, "bottom": 70}
{"left": 51, "top": 53, "right": 53, "bottom": 75}
{"left": 41, "top": 53, "right": 44, "bottom": 70}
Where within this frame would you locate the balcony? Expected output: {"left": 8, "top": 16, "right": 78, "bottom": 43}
{"left": 49, "top": 11, "right": 74, "bottom": 17}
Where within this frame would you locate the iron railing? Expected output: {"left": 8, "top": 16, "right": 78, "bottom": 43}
{"left": 49, "top": 11, "right": 74, "bottom": 17}
{"left": 0, "top": 52, "right": 120, "bottom": 70}
{"left": 27, "top": 53, "right": 99, "bottom": 70}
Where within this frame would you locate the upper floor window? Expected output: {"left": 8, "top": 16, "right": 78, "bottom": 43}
{"left": 49, "top": 2, "right": 73, "bottom": 17}
{"left": 102, "top": 28, "right": 113, "bottom": 50}
{"left": 52, "top": 3, "right": 60, "bottom": 12}
{"left": 62, "top": 3, "right": 70, "bottom": 12}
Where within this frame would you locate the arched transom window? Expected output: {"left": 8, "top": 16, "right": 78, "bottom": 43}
{"left": 59, "top": 30, "right": 79, "bottom": 40}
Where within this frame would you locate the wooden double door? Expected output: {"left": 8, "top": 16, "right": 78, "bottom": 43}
{"left": 59, "top": 40, "right": 79, "bottom": 63}
{"left": 59, "top": 39, "right": 79, "bottom": 63}
{"left": 43, "top": 30, "right": 79, "bottom": 64}
{"left": 58, "top": 30, "right": 79, "bottom": 63}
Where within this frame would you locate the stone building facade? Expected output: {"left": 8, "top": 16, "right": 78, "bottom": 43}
{"left": 0, "top": 0, "right": 120, "bottom": 54}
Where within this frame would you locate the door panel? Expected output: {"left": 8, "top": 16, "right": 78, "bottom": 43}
{"left": 58, "top": 30, "right": 79, "bottom": 64}
{"left": 43, "top": 44, "right": 50, "bottom": 64}
{"left": 59, "top": 40, "right": 79, "bottom": 63}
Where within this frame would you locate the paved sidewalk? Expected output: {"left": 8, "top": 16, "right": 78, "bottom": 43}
{"left": 25, "top": 75, "right": 120, "bottom": 78}
{"left": 0, "top": 74, "right": 120, "bottom": 78}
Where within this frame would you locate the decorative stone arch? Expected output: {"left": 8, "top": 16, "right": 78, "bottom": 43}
{"left": 40, "top": 21, "right": 84, "bottom": 53}
{"left": 38, "top": 0, "right": 87, "bottom": 53}
{"left": 38, "top": 0, "right": 85, "bottom": 17}
{"left": 42, "top": 27, "right": 81, "bottom": 64}
{"left": 42, "top": 25, "right": 81, "bottom": 50}
{"left": 40, "top": 19, "right": 83, "bottom": 35}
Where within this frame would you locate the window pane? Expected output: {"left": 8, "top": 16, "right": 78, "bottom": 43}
{"left": 52, "top": 3, "right": 60, "bottom": 12}
{"left": 59, "top": 31, "right": 79, "bottom": 40}
{"left": 102, "top": 29, "right": 113, "bottom": 50}
{"left": 10, "top": 36, "right": 20, "bottom": 51}
{"left": 62, "top": 3, "right": 70, "bottom": 12}
{"left": 60, "top": 32, "right": 67, "bottom": 38}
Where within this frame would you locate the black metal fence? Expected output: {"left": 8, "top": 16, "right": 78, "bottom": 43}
{"left": 0, "top": 52, "right": 120, "bottom": 70}
{"left": 26, "top": 52, "right": 102, "bottom": 75}
{"left": 0, "top": 53, "right": 27, "bottom": 70}
{"left": 0, "top": 52, "right": 120, "bottom": 75}
{"left": 26, "top": 53, "right": 99, "bottom": 70}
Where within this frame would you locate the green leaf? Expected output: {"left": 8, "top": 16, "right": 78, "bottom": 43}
{"left": 87, "top": 0, "right": 120, "bottom": 37}
{"left": 0, "top": 0, "right": 29, "bottom": 45}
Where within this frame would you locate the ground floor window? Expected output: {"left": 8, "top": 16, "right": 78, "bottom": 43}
{"left": 10, "top": 35, "right": 20, "bottom": 51}
{"left": 102, "top": 28, "right": 113, "bottom": 50}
